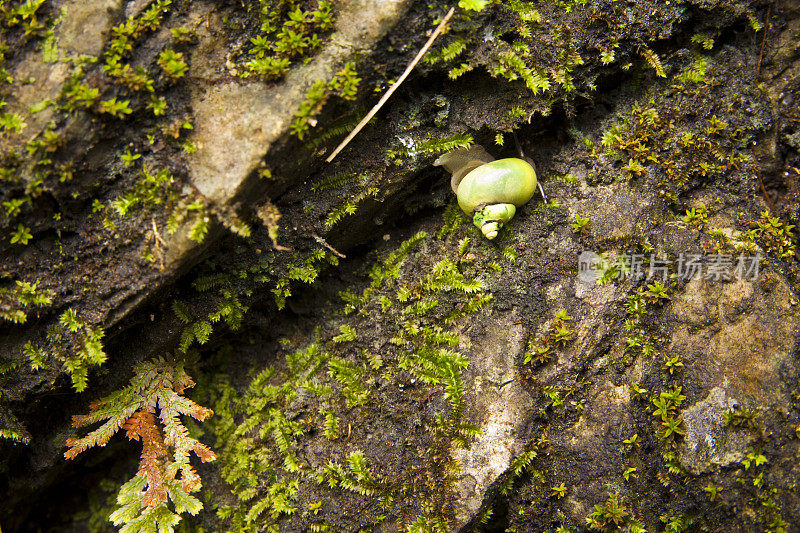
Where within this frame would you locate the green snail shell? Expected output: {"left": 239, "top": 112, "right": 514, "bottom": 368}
{"left": 455, "top": 158, "right": 537, "bottom": 215}
{"left": 434, "top": 145, "right": 496, "bottom": 194}
{"left": 435, "top": 146, "right": 538, "bottom": 239}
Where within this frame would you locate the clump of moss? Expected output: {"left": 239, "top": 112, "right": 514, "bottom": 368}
{"left": 195, "top": 227, "right": 514, "bottom": 531}
{"left": 291, "top": 61, "right": 361, "bottom": 139}
{"left": 239, "top": 0, "right": 335, "bottom": 82}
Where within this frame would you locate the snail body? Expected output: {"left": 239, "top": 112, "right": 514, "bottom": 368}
{"left": 435, "top": 145, "right": 538, "bottom": 239}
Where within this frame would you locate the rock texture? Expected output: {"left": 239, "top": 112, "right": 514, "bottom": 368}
{"left": 188, "top": 0, "right": 411, "bottom": 202}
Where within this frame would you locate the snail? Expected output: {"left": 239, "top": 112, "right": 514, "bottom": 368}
{"left": 434, "top": 140, "right": 545, "bottom": 239}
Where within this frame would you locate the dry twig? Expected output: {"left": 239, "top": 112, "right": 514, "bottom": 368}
{"left": 326, "top": 7, "right": 457, "bottom": 163}
{"left": 756, "top": 5, "right": 771, "bottom": 78}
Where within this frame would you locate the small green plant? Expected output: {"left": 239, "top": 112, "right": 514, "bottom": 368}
{"left": 643, "top": 281, "right": 669, "bottom": 303}
{"left": 321, "top": 409, "right": 339, "bottom": 439}
{"left": 100, "top": 98, "right": 133, "bottom": 118}
{"left": 551, "top": 324, "right": 574, "bottom": 346}
{"left": 327, "top": 357, "right": 369, "bottom": 407}
{"left": 459, "top": 0, "right": 489, "bottom": 10}
{"left": 241, "top": 1, "right": 334, "bottom": 82}
{"left": 586, "top": 493, "right": 629, "bottom": 530}
{"left": 146, "top": 95, "right": 167, "bottom": 117}
{"left": 10, "top": 224, "right": 32, "bottom": 245}
{"left": 551, "top": 483, "right": 567, "bottom": 498}
{"left": 682, "top": 205, "right": 708, "bottom": 225}
{"left": 623, "top": 467, "right": 638, "bottom": 481}
{"left": 62, "top": 79, "right": 100, "bottom": 112}
{"left": 571, "top": 214, "right": 590, "bottom": 233}
{"left": 661, "top": 416, "right": 685, "bottom": 440}
{"left": 0, "top": 280, "right": 52, "bottom": 323}
{"left": 742, "top": 450, "right": 767, "bottom": 471}
{"left": 662, "top": 354, "right": 684, "bottom": 375}
{"left": 413, "top": 132, "right": 473, "bottom": 155}
{"left": 499, "top": 449, "right": 538, "bottom": 494}
{"left": 630, "top": 384, "right": 647, "bottom": 399}
{"left": 691, "top": 33, "right": 714, "bottom": 50}
{"left": 327, "top": 61, "right": 360, "bottom": 100}
{"left": 623, "top": 433, "right": 640, "bottom": 449}
{"left": 170, "top": 27, "right": 196, "bottom": 43}
{"left": 525, "top": 310, "right": 575, "bottom": 365}
{"left": 291, "top": 62, "right": 360, "bottom": 139}
{"left": 5, "top": 0, "right": 47, "bottom": 28}
{"left": 622, "top": 158, "right": 645, "bottom": 177}
{"left": 543, "top": 385, "right": 565, "bottom": 407}
{"left": 523, "top": 343, "right": 552, "bottom": 365}
{"left": 121, "top": 148, "right": 141, "bottom": 167}
{"left": 675, "top": 56, "right": 709, "bottom": 85}
{"left": 0, "top": 112, "right": 26, "bottom": 133}
{"left": 332, "top": 324, "right": 357, "bottom": 343}
{"left": 660, "top": 512, "right": 695, "bottom": 533}
{"left": 3, "top": 198, "right": 28, "bottom": 217}
{"left": 157, "top": 49, "right": 188, "bottom": 79}
{"left": 723, "top": 405, "right": 760, "bottom": 430}
{"left": 111, "top": 164, "right": 175, "bottom": 217}
{"left": 641, "top": 47, "right": 666, "bottom": 78}
{"left": 704, "top": 483, "right": 721, "bottom": 501}
{"left": 55, "top": 309, "right": 107, "bottom": 391}
{"left": 651, "top": 385, "right": 686, "bottom": 443}
{"left": 324, "top": 183, "right": 378, "bottom": 229}
{"left": 707, "top": 114, "right": 727, "bottom": 135}
{"left": 322, "top": 451, "right": 381, "bottom": 498}
{"left": 25, "top": 127, "right": 62, "bottom": 155}
{"left": 747, "top": 211, "right": 796, "bottom": 259}
{"left": 488, "top": 49, "right": 550, "bottom": 95}
{"left": 248, "top": 56, "right": 290, "bottom": 80}
{"left": 600, "top": 46, "right": 617, "bottom": 65}
{"left": 550, "top": 309, "right": 574, "bottom": 347}
{"left": 506, "top": 107, "right": 527, "bottom": 121}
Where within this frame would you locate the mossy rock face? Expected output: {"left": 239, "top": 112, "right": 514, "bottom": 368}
{"left": 2, "top": 0, "right": 800, "bottom": 532}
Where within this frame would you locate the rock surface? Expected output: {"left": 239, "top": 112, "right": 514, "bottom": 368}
{"left": 188, "top": 0, "right": 411, "bottom": 203}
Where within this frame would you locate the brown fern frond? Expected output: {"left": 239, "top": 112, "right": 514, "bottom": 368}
{"left": 193, "top": 441, "right": 217, "bottom": 463}
{"left": 170, "top": 362, "right": 195, "bottom": 394}
{"left": 178, "top": 463, "right": 201, "bottom": 493}
{"left": 64, "top": 357, "right": 216, "bottom": 528}
{"left": 64, "top": 403, "right": 140, "bottom": 460}
{"left": 641, "top": 47, "right": 666, "bottom": 78}
{"left": 159, "top": 388, "right": 213, "bottom": 421}
{"left": 123, "top": 412, "right": 143, "bottom": 441}
{"left": 125, "top": 410, "right": 169, "bottom": 506}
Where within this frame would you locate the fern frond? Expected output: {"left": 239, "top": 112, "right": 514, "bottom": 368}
{"left": 66, "top": 357, "right": 215, "bottom": 531}
{"left": 641, "top": 47, "right": 666, "bottom": 78}
{"left": 171, "top": 301, "right": 191, "bottom": 324}
{"left": 124, "top": 410, "right": 169, "bottom": 506}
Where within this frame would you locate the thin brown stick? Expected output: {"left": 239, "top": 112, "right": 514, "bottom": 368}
{"left": 756, "top": 167, "right": 775, "bottom": 212}
{"left": 326, "top": 7, "right": 457, "bottom": 163}
{"left": 756, "top": 5, "right": 771, "bottom": 78}
{"left": 311, "top": 232, "right": 346, "bottom": 258}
